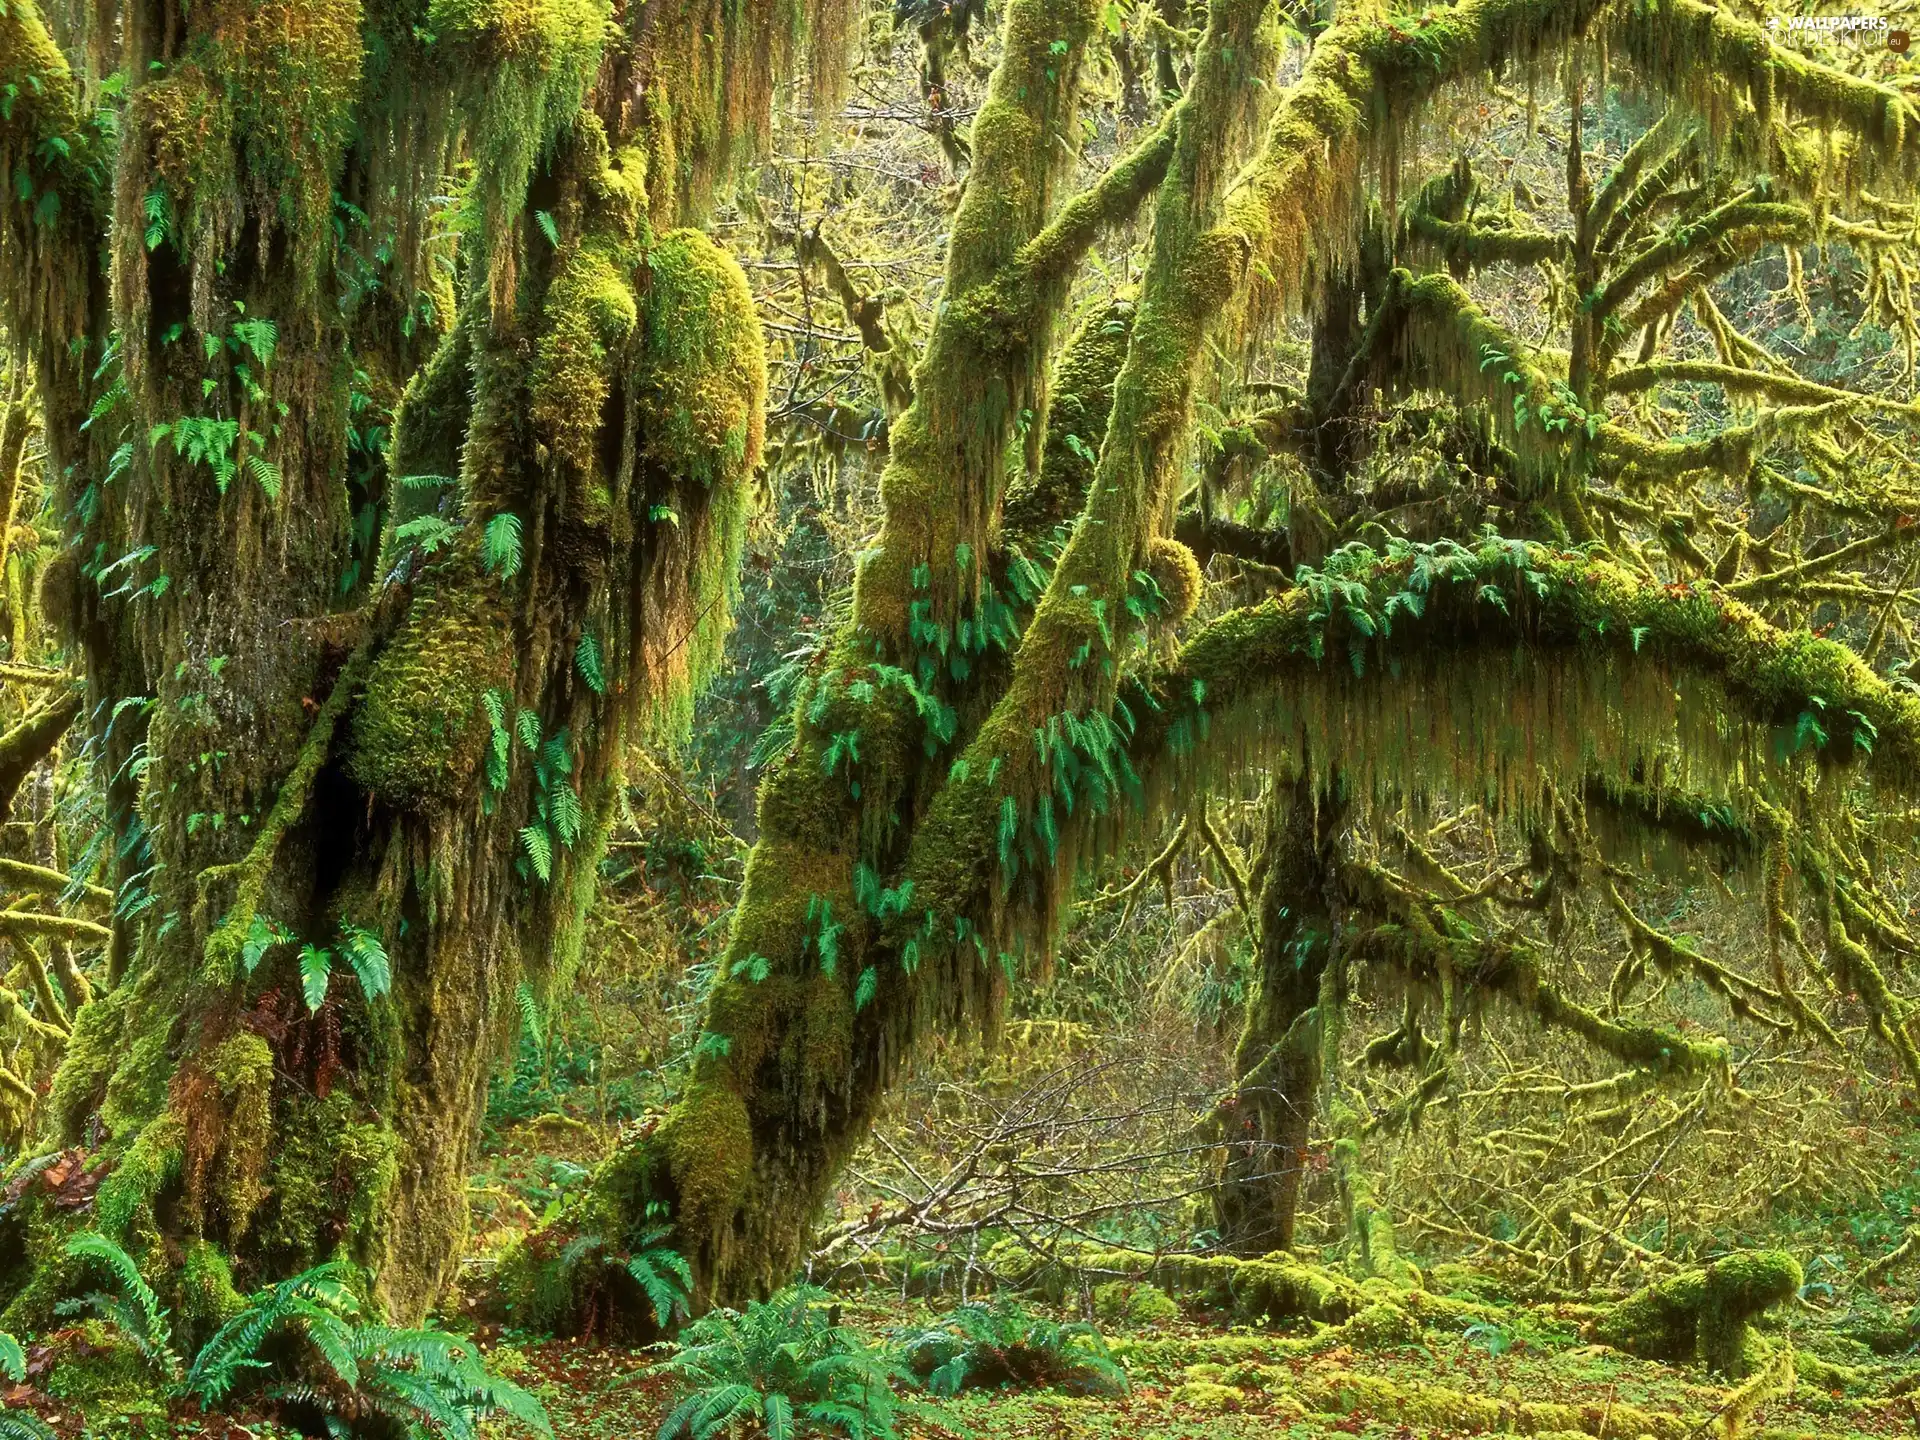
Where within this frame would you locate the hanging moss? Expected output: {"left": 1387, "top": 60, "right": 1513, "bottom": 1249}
{"left": 1611, "top": 0, "right": 1920, "bottom": 187}
{"left": 430, "top": 0, "right": 613, "bottom": 310}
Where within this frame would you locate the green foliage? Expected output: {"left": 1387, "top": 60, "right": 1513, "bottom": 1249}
{"left": 484, "top": 511, "right": 525, "bottom": 580}
{"left": 623, "top": 1225, "right": 694, "bottom": 1331}
{"left": 897, "top": 1297, "right": 1127, "bottom": 1397}
{"left": 182, "top": 1261, "right": 550, "bottom": 1437}
{"left": 59, "top": 1232, "right": 180, "bottom": 1379}
{"left": 0, "top": 1332, "right": 50, "bottom": 1440}
{"left": 659, "top": 1286, "right": 939, "bottom": 1440}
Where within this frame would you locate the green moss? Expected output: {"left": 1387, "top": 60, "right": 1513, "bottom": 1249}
{"left": 1591, "top": 1250, "right": 1802, "bottom": 1377}
{"left": 47, "top": 975, "right": 132, "bottom": 1143}
{"left": 128, "top": 0, "right": 364, "bottom": 300}
{"left": 177, "top": 1240, "right": 245, "bottom": 1346}
{"left": 1142, "top": 536, "right": 1203, "bottom": 627}
{"left": 94, "top": 1116, "right": 185, "bottom": 1243}
{"left": 659, "top": 1079, "right": 754, "bottom": 1234}
{"left": 1092, "top": 1280, "right": 1179, "bottom": 1327}
{"left": 638, "top": 229, "right": 766, "bottom": 487}
{"left": 44, "top": 1320, "right": 167, "bottom": 1421}
{"left": 252, "top": 1091, "right": 398, "bottom": 1273}
{"left": 347, "top": 561, "right": 514, "bottom": 808}
{"left": 1003, "top": 299, "right": 1134, "bottom": 544}
{"left": 208, "top": 1033, "right": 274, "bottom": 1242}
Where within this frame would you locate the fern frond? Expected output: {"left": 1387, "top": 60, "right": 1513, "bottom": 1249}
{"left": 484, "top": 512, "right": 524, "bottom": 579}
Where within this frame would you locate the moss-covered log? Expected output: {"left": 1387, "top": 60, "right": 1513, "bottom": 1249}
{"left": 1590, "top": 1250, "right": 1803, "bottom": 1376}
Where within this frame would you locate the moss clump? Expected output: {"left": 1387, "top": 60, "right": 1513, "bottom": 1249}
{"left": 1142, "top": 536, "right": 1203, "bottom": 627}
{"left": 990, "top": 1240, "right": 1366, "bottom": 1327}
{"left": 659, "top": 1078, "right": 754, "bottom": 1234}
{"left": 1003, "top": 299, "right": 1134, "bottom": 543}
{"left": 1590, "top": 1250, "right": 1802, "bottom": 1376}
{"left": 177, "top": 1240, "right": 246, "bottom": 1346}
{"left": 1093, "top": 1280, "right": 1180, "bottom": 1327}
{"left": 347, "top": 562, "right": 514, "bottom": 808}
{"left": 94, "top": 1115, "right": 186, "bottom": 1243}
{"left": 252, "top": 1091, "right": 397, "bottom": 1274}
{"left": 210, "top": 1033, "right": 274, "bottom": 1242}
{"left": 44, "top": 1320, "right": 167, "bottom": 1423}
{"left": 637, "top": 229, "right": 766, "bottom": 487}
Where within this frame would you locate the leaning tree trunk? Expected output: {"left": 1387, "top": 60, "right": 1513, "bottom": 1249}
{"left": 515, "top": 0, "right": 1621, "bottom": 1333}
{"left": 1211, "top": 774, "right": 1346, "bottom": 1257}
{"left": 0, "top": 0, "right": 794, "bottom": 1334}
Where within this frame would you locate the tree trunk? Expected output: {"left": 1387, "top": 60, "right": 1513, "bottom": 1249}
{"left": 1211, "top": 774, "right": 1346, "bottom": 1257}
{"left": 1, "top": 0, "right": 772, "bottom": 1336}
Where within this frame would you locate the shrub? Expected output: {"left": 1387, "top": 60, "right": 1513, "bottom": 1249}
{"left": 897, "top": 1297, "right": 1127, "bottom": 1396}
{"left": 658, "top": 1285, "right": 940, "bottom": 1440}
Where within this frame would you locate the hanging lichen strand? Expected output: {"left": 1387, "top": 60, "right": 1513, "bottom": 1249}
{"left": 0, "top": 0, "right": 837, "bottom": 1335}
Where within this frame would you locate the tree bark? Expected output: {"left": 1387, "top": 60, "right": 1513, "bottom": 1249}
{"left": 1212, "top": 774, "right": 1346, "bottom": 1256}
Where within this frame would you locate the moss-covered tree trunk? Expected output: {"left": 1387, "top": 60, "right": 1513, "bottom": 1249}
{"left": 0, "top": 0, "right": 800, "bottom": 1333}
{"left": 1212, "top": 776, "right": 1346, "bottom": 1257}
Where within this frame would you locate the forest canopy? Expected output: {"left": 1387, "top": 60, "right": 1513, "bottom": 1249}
{"left": 1, "top": 0, "right": 1919, "bottom": 1436}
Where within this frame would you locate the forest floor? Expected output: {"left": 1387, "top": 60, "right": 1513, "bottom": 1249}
{"left": 484, "top": 1291, "right": 1918, "bottom": 1440}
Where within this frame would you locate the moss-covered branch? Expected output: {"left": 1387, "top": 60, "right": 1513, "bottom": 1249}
{"left": 0, "top": 911, "right": 112, "bottom": 945}
{"left": 0, "top": 859, "right": 111, "bottom": 906}
{"left": 1146, "top": 542, "right": 1920, "bottom": 795}
{"left": 0, "top": 683, "right": 81, "bottom": 826}
{"left": 1611, "top": 0, "right": 1920, "bottom": 183}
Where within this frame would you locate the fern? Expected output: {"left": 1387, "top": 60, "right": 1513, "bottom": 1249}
{"left": 550, "top": 782, "right": 583, "bottom": 847}
{"left": 897, "top": 1297, "right": 1125, "bottom": 1397}
{"left": 659, "top": 1286, "right": 944, "bottom": 1440}
{"left": 394, "top": 513, "right": 460, "bottom": 557}
{"left": 516, "top": 706, "right": 541, "bottom": 753}
{"left": 0, "top": 1330, "right": 47, "bottom": 1440}
{"left": 520, "top": 824, "right": 553, "bottom": 882}
{"left": 184, "top": 1263, "right": 550, "bottom": 1438}
{"left": 515, "top": 981, "right": 546, "bottom": 1054}
{"left": 60, "top": 1233, "right": 179, "bottom": 1379}
{"left": 298, "top": 942, "right": 333, "bottom": 1011}
{"left": 574, "top": 632, "right": 606, "bottom": 694}
{"left": 625, "top": 1226, "right": 693, "bottom": 1330}
{"left": 141, "top": 188, "right": 169, "bottom": 250}
{"left": 484, "top": 511, "right": 524, "bottom": 579}
{"left": 339, "top": 923, "right": 391, "bottom": 1001}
